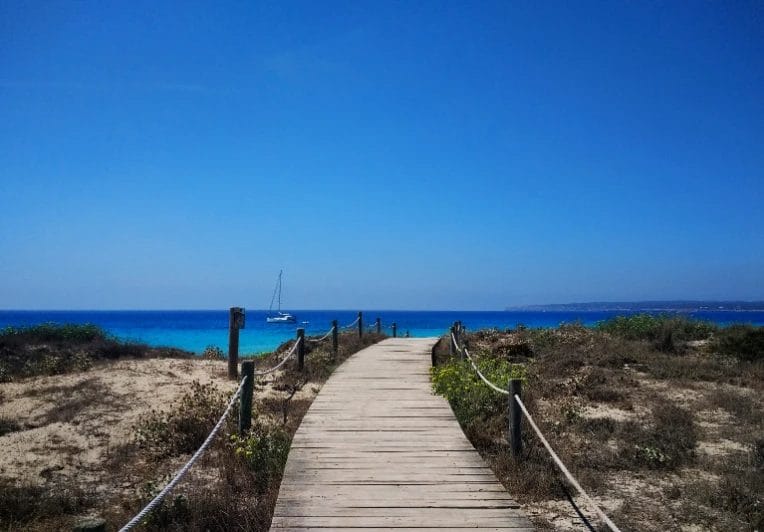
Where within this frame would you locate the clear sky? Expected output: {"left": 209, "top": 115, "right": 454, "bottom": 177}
{"left": 1, "top": 1, "right": 762, "bottom": 310}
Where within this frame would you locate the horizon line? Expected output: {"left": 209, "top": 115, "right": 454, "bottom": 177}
{"left": 3, "top": 299, "right": 764, "bottom": 313}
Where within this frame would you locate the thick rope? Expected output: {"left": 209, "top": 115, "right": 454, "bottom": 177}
{"left": 451, "top": 332, "right": 463, "bottom": 354}
{"left": 341, "top": 317, "right": 360, "bottom": 329}
{"left": 308, "top": 327, "right": 334, "bottom": 344}
{"left": 254, "top": 337, "right": 301, "bottom": 376}
{"left": 453, "top": 332, "right": 509, "bottom": 395}
{"left": 514, "top": 395, "right": 622, "bottom": 532}
{"left": 119, "top": 376, "right": 247, "bottom": 531}
{"left": 464, "top": 347, "right": 509, "bottom": 395}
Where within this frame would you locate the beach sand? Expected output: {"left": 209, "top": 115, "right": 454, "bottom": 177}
{"left": 0, "top": 358, "right": 243, "bottom": 485}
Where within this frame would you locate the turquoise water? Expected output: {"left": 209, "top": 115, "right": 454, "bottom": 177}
{"left": 2, "top": 309, "right": 763, "bottom": 355}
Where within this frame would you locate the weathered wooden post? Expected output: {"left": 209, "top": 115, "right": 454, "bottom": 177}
{"left": 454, "top": 321, "right": 464, "bottom": 359}
{"left": 375, "top": 317, "right": 381, "bottom": 334}
{"left": 392, "top": 322, "right": 397, "bottom": 338}
{"left": 509, "top": 379, "right": 523, "bottom": 458}
{"left": 239, "top": 360, "right": 254, "bottom": 433}
{"left": 228, "top": 307, "right": 245, "bottom": 379}
{"left": 357, "top": 311, "right": 363, "bottom": 339}
{"left": 331, "top": 319, "right": 339, "bottom": 359}
{"left": 297, "top": 328, "right": 305, "bottom": 371}
{"left": 449, "top": 325, "right": 456, "bottom": 357}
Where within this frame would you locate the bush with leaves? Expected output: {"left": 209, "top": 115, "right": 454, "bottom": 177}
{"left": 715, "top": 324, "right": 764, "bottom": 362}
{"left": 597, "top": 314, "right": 716, "bottom": 345}
{"left": 134, "top": 381, "right": 228, "bottom": 458}
{"left": 0, "top": 323, "right": 106, "bottom": 344}
{"left": 431, "top": 355, "right": 525, "bottom": 434}
{"left": 620, "top": 403, "right": 697, "bottom": 469}
{"left": 229, "top": 421, "right": 291, "bottom": 493}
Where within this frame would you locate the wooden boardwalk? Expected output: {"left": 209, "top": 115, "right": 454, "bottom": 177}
{"left": 271, "top": 337, "right": 533, "bottom": 531}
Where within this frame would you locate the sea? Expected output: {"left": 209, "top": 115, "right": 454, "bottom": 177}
{"left": 1, "top": 310, "right": 763, "bottom": 355}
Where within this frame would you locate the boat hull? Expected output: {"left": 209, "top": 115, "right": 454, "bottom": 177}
{"left": 266, "top": 314, "right": 296, "bottom": 323}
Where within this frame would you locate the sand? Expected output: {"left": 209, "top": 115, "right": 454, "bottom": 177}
{"left": 0, "top": 358, "right": 238, "bottom": 485}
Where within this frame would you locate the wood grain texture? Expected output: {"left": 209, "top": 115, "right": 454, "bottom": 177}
{"left": 271, "top": 338, "right": 533, "bottom": 530}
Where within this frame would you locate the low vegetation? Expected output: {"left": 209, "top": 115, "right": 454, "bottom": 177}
{"left": 0, "top": 323, "right": 190, "bottom": 382}
{"left": 432, "top": 315, "right": 763, "bottom": 531}
{"left": 0, "top": 325, "right": 384, "bottom": 531}
{"left": 134, "top": 381, "right": 229, "bottom": 458}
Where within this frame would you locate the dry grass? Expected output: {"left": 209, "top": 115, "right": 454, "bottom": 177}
{"left": 432, "top": 323, "right": 764, "bottom": 531}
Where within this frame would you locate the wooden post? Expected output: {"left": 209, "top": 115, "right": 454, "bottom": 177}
{"left": 392, "top": 322, "right": 397, "bottom": 338}
{"left": 509, "top": 379, "right": 523, "bottom": 458}
{"left": 297, "top": 328, "right": 305, "bottom": 371}
{"left": 449, "top": 325, "right": 455, "bottom": 357}
{"left": 331, "top": 319, "right": 338, "bottom": 359}
{"left": 228, "top": 307, "right": 245, "bottom": 380}
{"left": 239, "top": 360, "right": 254, "bottom": 433}
{"left": 375, "top": 317, "right": 381, "bottom": 334}
{"left": 357, "top": 311, "right": 363, "bottom": 339}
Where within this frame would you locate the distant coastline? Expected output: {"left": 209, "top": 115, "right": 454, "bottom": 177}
{"left": 506, "top": 301, "right": 764, "bottom": 312}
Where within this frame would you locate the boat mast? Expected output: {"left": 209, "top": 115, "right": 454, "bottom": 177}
{"left": 269, "top": 270, "right": 282, "bottom": 315}
{"left": 277, "top": 270, "right": 282, "bottom": 313}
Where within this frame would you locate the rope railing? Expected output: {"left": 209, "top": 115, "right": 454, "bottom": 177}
{"left": 513, "top": 395, "right": 622, "bottom": 532}
{"left": 449, "top": 328, "right": 621, "bottom": 532}
{"left": 227, "top": 309, "right": 394, "bottom": 377}
{"left": 341, "top": 316, "right": 360, "bottom": 329}
{"left": 119, "top": 376, "right": 248, "bottom": 531}
{"left": 121, "top": 333, "right": 306, "bottom": 530}
{"left": 452, "top": 332, "right": 506, "bottom": 394}
{"left": 121, "top": 309, "right": 391, "bottom": 529}
{"left": 308, "top": 326, "right": 334, "bottom": 343}
{"left": 254, "top": 337, "right": 302, "bottom": 376}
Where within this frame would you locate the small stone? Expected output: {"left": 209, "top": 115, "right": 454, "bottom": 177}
{"left": 73, "top": 517, "right": 106, "bottom": 532}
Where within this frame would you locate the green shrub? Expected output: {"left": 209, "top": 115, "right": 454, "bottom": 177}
{"left": 597, "top": 314, "right": 716, "bottom": 345}
{"left": 715, "top": 324, "right": 764, "bottom": 362}
{"left": 134, "top": 381, "right": 228, "bottom": 458}
{"left": 620, "top": 403, "right": 696, "bottom": 469}
{"left": 229, "top": 421, "right": 291, "bottom": 493}
{"left": 431, "top": 355, "right": 525, "bottom": 430}
{"left": 0, "top": 323, "right": 106, "bottom": 345}
{"left": 0, "top": 323, "right": 183, "bottom": 381}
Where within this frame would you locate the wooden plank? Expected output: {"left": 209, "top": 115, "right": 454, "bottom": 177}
{"left": 270, "top": 338, "right": 533, "bottom": 530}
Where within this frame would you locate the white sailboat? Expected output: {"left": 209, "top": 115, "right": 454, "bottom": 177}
{"left": 266, "top": 270, "right": 296, "bottom": 323}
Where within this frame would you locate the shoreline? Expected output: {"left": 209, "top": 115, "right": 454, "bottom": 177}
{"left": 3, "top": 309, "right": 764, "bottom": 355}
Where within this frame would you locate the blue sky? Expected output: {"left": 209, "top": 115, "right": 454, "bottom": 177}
{"left": 1, "top": 1, "right": 762, "bottom": 310}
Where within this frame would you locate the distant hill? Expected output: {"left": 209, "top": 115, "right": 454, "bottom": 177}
{"left": 505, "top": 301, "right": 764, "bottom": 312}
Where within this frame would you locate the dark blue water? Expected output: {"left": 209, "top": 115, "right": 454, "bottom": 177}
{"left": 1, "top": 310, "right": 762, "bottom": 355}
